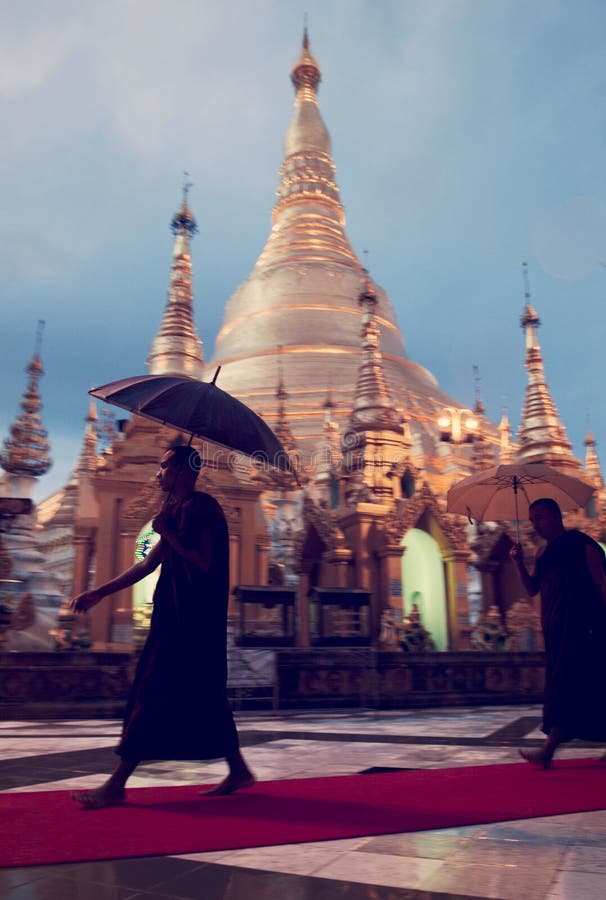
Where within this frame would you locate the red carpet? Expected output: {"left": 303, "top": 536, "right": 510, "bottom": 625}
{"left": 3, "top": 758, "right": 606, "bottom": 868}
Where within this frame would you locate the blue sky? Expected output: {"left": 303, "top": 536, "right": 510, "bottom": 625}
{"left": 2, "top": 0, "right": 605, "bottom": 501}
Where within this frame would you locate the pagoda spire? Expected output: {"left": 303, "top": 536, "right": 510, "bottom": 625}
{"left": 273, "top": 349, "right": 297, "bottom": 453}
{"left": 256, "top": 28, "right": 359, "bottom": 270}
{"left": 76, "top": 397, "right": 98, "bottom": 476}
{"left": 147, "top": 179, "right": 204, "bottom": 377}
{"left": 348, "top": 271, "right": 402, "bottom": 434}
{"left": 516, "top": 263, "right": 579, "bottom": 472}
{"left": 584, "top": 429, "right": 603, "bottom": 487}
{"left": 470, "top": 367, "right": 494, "bottom": 471}
{"left": 50, "top": 400, "right": 99, "bottom": 529}
{"left": 498, "top": 403, "right": 514, "bottom": 464}
{"left": 1, "top": 321, "right": 52, "bottom": 480}
{"left": 313, "top": 388, "right": 341, "bottom": 491}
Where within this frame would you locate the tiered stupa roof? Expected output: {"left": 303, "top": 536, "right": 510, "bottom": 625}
{"left": 147, "top": 184, "right": 204, "bottom": 377}
{"left": 1, "top": 322, "right": 52, "bottom": 480}
{"left": 584, "top": 431, "right": 603, "bottom": 488}
{"left": 516, "top": 264, "right": 580, "bottom": 473}
{"left": 348, "top": 271, "right": 403, "bottom": 435}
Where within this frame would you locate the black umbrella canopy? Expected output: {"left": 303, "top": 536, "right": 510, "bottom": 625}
{"left": 90, "top": 373, "right": 297, "bottom": 478}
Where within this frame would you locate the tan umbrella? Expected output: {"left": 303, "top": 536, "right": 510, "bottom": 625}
{"left": 446, "top": 462, "right": 594, "bottom": 541}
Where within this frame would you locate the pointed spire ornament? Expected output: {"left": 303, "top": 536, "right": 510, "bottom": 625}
{"left": 147, "top": 179, "right": 204, "bottom": 377}
{"left": 472, "top": 365, "right": 485, "bottom": 416}
{"left": 256, "top": 28, "right": 358, "bottom": 270}
{"left": 50, "top": 399, "right": 99, "bottom": 530}
{"left": 273, "top": 348, "right": 297, "bottom": 454}
{"left": 348, "top": 270, "right": 401, "bottom": 434}
{"left": 469, "top": 366, "right": 493, "bottom": 471}
{"left": 584, "top": 429, "right": 603, "bottom": 487}
{"left": 498, "top": 403, "right": 514, "bottom": 464}
{"left": 76, "top": 397, "right": 99, "bottom": 476}
{"left": 516, "top": 263, "right": 579, "bottom": 472}
{"left": 1, "top": 321, "right": 52, "bottom": 478}
{"left": 313, "top": 387, "right": 342, "bottom": 493}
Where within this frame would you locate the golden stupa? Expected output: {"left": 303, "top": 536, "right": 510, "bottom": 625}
{"left": 207, "top": 31, "right": 467, "bottom": 461}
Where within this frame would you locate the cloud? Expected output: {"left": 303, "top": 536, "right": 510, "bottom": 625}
{"left": 0, "top": 15, "right": 83, "bottom": 99}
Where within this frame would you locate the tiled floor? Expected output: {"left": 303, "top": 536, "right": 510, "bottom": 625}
{"left": 2, "top": 706, "right": 606, "bottom": 899}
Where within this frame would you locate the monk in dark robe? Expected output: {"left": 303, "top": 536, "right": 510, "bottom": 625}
{"left": 511, "top": 497, "right": 606, "bottom": 768}
{"left": 71, "top": 445, "right": 255, "bottom": 808}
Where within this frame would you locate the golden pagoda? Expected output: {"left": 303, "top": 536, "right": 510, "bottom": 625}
{"left": 207, "top": 30, "right": 473, "bottom": 466}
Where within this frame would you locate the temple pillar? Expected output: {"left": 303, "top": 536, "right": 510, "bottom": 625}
{"left": 71, "top": 526, "right": 95, "bottom": 597}
{"left": 255, "top": 534, "right": 271, "bottom": 585}
{"left": 442, "top": 548, "right": 472, "bottom": 650}
{"left": 89, "top": 493, "right": 123, "bottom": 644}
{"left": 321, "top": 546, "right": 351, "bottom": 587}
{"left": 375, "top": 544, "right": 404, "bottom": 648}
{"left": 108, "top": 528, "right": 137, "bottom": 647}
{"left": 337, "top": 504, "right": 388, "bottom": 645}
{"left": 238, "top": 503, "right": 257, "bottom": 584}
{"left": 229, "top": 532, "right": 240, "bottom": 619}
{"left": 296, "top": 568, "right": 311, "bottom": 647}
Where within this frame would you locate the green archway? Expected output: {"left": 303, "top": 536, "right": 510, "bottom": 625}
{"left": 132, "top": 522, "right": 161, "bottom": 629}
{"left": 401, "top": 528, "right": 448, "bottom": 651}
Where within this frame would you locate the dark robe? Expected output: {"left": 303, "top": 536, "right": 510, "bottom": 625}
{"left": 535, "top": 529, "right": 606, "bottom": 741}
{"left": 116, "top": 491, "right": 239, "bottom": 761}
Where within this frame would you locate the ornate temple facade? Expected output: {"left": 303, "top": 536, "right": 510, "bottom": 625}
{"left": 3, "top": 32, "right": 604, "bottom": 663}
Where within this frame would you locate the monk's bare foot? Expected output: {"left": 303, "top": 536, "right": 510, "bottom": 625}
{"left": 71, "top": 786, "right": 125, "bottom": 809}
{"left": 202, "top": 772, "right": 256, "bottom": 796}
{"left": 518, "top": 748, "right": 551, "bottom": 769}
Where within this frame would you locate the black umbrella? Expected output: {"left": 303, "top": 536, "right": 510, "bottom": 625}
{"left": 89, "top": 370, "right": 297, "bottom": 479}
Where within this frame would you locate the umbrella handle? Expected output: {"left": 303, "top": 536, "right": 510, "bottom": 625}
{"left": 513, "top": 475, "right": 520, "bottom": 543}
{"left": 212, "top": 366, "right": 221, "bottom": 384}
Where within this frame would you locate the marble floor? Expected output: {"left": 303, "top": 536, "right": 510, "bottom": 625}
{"left": 2, "top": 705, "right": 606, "bottom": 899}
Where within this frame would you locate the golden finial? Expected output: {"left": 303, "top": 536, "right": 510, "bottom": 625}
{"left": 171, "top": 174, "right": 198, "bottom": 236}
{"left": 291, "top": 22, "right": 321, "bottom": 93}
{"left": 472, "top": 365, "right": 485, "bottom": 415}
{"left": 520, "top": 262, "right": 539, "bottom": 327}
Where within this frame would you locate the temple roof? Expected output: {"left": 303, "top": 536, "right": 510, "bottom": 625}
{"left": 1, "top": 323, "right": 52, "bottom": 478}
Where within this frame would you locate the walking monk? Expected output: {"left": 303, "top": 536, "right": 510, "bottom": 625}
{"left": 511, "top": 497, "right": 606, "bottom": 768}
{"left": 71, "top": 444, "right": 255, "bottom": 807}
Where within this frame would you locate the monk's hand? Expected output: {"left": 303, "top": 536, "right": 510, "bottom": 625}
{"left": 71, "top": 589, "right": 103, "bottom": 613}
{"left": 510, "top": 544, "right": 523, "bottom": 564}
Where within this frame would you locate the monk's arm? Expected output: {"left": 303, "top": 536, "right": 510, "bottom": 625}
{"left": 71, "top": 540, "right": 164, "bottom": 612}
{"left": 510, "top": 545, "right": 540, "bottom": 597}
